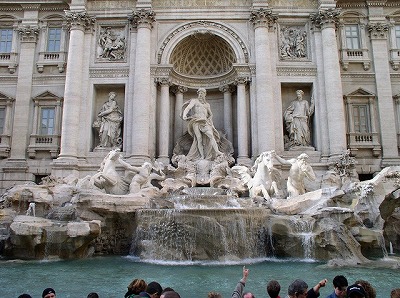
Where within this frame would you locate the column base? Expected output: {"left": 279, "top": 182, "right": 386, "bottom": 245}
{"left": 156, "top": 156, "right": 170, "bottom": 166}
{"left": 236, "top": 156, "right": 252, "bottom": 167}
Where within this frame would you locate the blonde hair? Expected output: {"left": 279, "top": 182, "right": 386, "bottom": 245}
{"left": 127, "top": 279, "right": 147, "bottom": 294}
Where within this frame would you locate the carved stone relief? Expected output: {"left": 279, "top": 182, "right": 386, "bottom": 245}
{"left": 97, "top": 26, "right": 127, "bottom": 61}
{"left": 279, "top": 26, "right": 308, "bottom": 60}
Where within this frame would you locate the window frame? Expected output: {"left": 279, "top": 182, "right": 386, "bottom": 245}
{"left": 0, "top": 28, "right": 13, "bottom": 53}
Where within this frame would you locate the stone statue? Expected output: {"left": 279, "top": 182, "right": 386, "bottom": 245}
{"left": 91, "top": 149, "right": 129, "bottom": 195}
{"left": 274, "top": 152, "right": 316, "bottom": 197}
{"left": 232, "top": 150, "right": 283, "bottom": 200}
{"left": 118, "top": 158, "right": 166, "bottom": 194}
{"left": 98, "top": 27, "right": 126, "bottom": 61}
{"left": 93, "top": 91, "right": 123, "bottom": 148}
{"left": 283, "top": 90, "right": 314, "bottom": 149}
{"left": 181, "top": 88, "right": 223, "bottom": 161}
{"left": 26, "top": 202, "right": 35, "bottom": 217}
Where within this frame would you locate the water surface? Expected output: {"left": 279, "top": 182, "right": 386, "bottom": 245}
{"left": 1, "top": 256, "right": 399, "bottom": 297}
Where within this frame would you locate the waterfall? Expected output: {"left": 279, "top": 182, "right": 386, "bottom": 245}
{"left": 376, "top": 231, "right": 389, "bottom": 259}
{"left": 130, "top": 207, "right": 270, "bottom": 261}
{"left": 389, "top": 241, "right": 394, "bottom": 255}
{"left": 290, "top": 216, "right": 315, "bottom": 260}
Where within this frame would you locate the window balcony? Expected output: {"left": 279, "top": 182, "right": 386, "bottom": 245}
{"left": 347, "top": 132, "right": 381, "bottom": 157}
{"left": 36, "top": 51, "right": 67, "bottom": 73}
{"left": 27, "top": 134, "right": 60, "bottom": 158}
{"left": 0, "top": 134, "right": 11, "bottom": 158}
{"left": 340, "top": 48, "right": 371, "bottom": 70}
{"left": 390, "top": 49, "right": 400, "bottom": 70}
{"left": 0, "top": 52, "right": 18, "bottom": 73}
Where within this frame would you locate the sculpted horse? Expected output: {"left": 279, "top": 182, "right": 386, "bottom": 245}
{"left": 233, "top": 150, "right": 282, "bottom": 200}
{"left": 275, "top": 152, "right": 316, "bottom": 197}
{"left": 91, "top": 149, "right": 129, "bottom": 195}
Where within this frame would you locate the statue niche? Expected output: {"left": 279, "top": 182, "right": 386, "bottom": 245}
{"left": 172, "top": 88, "right": 234, "bottom": 186}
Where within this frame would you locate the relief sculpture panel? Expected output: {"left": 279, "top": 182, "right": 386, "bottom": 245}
{"left": 279, "top": 26, "right": 308, "bottom": 60}
{"left": 97, "top": 26, "right": 127, "bottom": 61}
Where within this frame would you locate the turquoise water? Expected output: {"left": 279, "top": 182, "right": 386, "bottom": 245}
{"left": 1, "top": 256, "right": 399, "bottom": 297}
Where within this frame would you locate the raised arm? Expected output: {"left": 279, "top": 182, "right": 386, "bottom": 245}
{"left": 231, "top": 266, "right": 249, "bottom": 298}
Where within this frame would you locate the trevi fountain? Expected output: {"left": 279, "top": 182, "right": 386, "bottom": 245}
{"left": 0, "top": 88, "right": 398, "bottom": 271}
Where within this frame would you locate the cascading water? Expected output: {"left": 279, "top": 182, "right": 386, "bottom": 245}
{"left": 289, "top": 216, "right": 316, "bottom": 260}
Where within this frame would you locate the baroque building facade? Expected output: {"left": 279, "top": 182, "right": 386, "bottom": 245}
{"left": 0, "top": 0, "right": 399, "bottom": 192}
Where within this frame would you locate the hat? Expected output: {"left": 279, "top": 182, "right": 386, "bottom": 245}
{"left": 42, "top": 288, "right": 56, "bottom": 297}
{"left": 347, "top": 284, "right": 366, "bottom": 297}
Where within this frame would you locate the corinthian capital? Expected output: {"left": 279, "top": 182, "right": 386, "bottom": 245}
{"left": 64, "top": 10, "right": 96, "bottom": 31}
{"left": 17, "top": 25, "right": 39, "bottom": 42}
{"left": 249, "top": 8, "right": 278, "bottom": 30}
{"left": 129, "top": 9, "right": 156, "bottom": 29}
{"left": 368, "top": 22, "right": 389, "bottom": 39}
{"left": 310, "top": 8, "right": 341, "bottom": 29}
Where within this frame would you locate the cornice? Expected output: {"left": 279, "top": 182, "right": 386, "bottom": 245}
{"left": 341, "top": 73, "right": 376, "bottom": 79}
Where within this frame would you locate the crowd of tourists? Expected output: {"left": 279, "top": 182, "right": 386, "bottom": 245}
{"left": 17, "top": 266, "right": 400, "bottom": 298}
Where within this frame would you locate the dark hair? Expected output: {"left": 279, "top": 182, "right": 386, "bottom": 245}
{"left": 354, "top": 280, "right": 376, "bottom": 298}
{"left": 244, "top": 292, "right": 255, "bottom": 298}
{"left": 207, "top": 292, "right": 222, "bottom": 298}
{"left": 128, "top": 279, "right": 147, "bottom": 294}
{"left": 162, "top": 287, "right": 175, "bottom": 294}
{"left": 288, "top": 279, "right": 308, "bottom": 296}
{"left": 42, "top": 288, "right": 56, "bottom": 298}
{"left": 391, "top": 288, "right": 400, "bottom": 298}
{"left": 333, "top": 275, "right": 348, "bottom": 288}
{"left": 146, "top": 281, "right": 163, "bottom": 295}
{"left": 87, "top": 293, "right": 99, "bottom": 298}
{"left": 18, "top": 295, "right": 32, "bottom": 298}
{"left": 267, "top": 280, "right": 281, "bottom": 298}
{"left": 163, "top": 291, "right": 181, "bottom": 298}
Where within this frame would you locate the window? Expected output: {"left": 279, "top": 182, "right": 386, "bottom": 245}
{"left": 345, "top": 25, "right": 360, "bottom": 49}
{"left": 47, "top": 28, "right": 61, "bottom": 52}
{"left": 0, "top": 28, "right": 12, "bottom": 53}
{"left": 395, "top": 25, "right": 400, "bottom": 49}
{"left": 40, "top": 107, "right": 55, "bottom": 135}
{"left": 352, "top": 105, "right": 369, "bottom": 133}
{"left": 0, "top": 107, "right": 5, "bottom": 134}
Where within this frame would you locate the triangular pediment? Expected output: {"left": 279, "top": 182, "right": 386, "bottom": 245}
{"left": 0, "top": 92, "right": 14, "bottom": 101}
{"left": 346, "top": 88, "right": 375, "bottom": 97}
{"left": 32, "top": 91, "right": 61, "bottom": 100}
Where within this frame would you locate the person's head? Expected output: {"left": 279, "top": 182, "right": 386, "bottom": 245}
{"left": 42, "top": 288, "right": 56, "bottom": 298}
{"left": 243, "top": 292, "right": 255, "bottom": 298}
{"left": 287, "top": 279, "right": 308, "bottom": 298}
{"left": 87, "top": 293, "right": 99, "bottom": 298}
{"left": 108, "top": 91, "right": 116, "bottom": 100}
{"left": 128, "top": 279, "right": 147, "bottom": 294}
{"left": 18, "top": 294, "right": 32, "bottom": 298}
{"left": 207, "top": 291, "right": 222, "bottom": 298}
{"left": 267, "top": 280, "right": 281, "bottom": 298}
{"left": 332, "top": 275, "right": 348, "bottom": 298}
{"left": 347, "top": 284, "right": 366, "bottom": 298}
{"left": 391, "top": 288, "right": 400, "bottom": 298}
{"left": 146, "top": 281, "right": 163, "bottom": 298}
{"left": 162, "top": 291, "right": 181, "bottom": 298}
{"left": 354, "top": 280, "right": 376, "bottom": 298}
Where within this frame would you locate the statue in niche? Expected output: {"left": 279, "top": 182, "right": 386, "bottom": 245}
{"left": 274, "top": 152, "right": 316, "bottom": 198}
{"left": 280, "top": 26, "right": 307, "bottom": 59}
{"left": 98, "top": 27, "right": 126, "bottom": 61}
{"left": 181, "top": 88, "right": 223, "bottom": 161}
{"left": 26, "top": 202, "right": 36, "bottom": 217}
{"left": 283, "top": 89, "right": 314, "bottom": 149}
{"left": 93, "top": 91, "right": 123, "bottom": 148}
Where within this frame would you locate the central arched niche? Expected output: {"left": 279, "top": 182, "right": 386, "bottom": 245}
{"left": 170, "top": 32, "right": 237, "bottom": 77}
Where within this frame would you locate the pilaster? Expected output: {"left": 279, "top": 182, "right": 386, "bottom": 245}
{"left": 249, "top": 8, "right": 278, "bottom": 154}
{"left": 235, "top": 76, "right": 251, "bottom": 165}
{"left": 219, "top": 85, "right": 234, "bottom": 143}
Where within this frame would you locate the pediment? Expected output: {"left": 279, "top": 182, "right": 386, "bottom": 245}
{"left": 346, "top": 88, "right": 375, "bottom": 97}
{"left": 32, "top": 91, "right": 61, "bottom": 100}
{"left": 0, "top": 92, "right": 14, "bottom": 102}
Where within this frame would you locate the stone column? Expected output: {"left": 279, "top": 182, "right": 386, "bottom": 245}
{"left": 368, "top": 22, "right": 398, "bottom": 164}
{"left": 310, "top": 22, "right": 330, "bottom": 160}
{"left": 235, "top": 77, "right": 251, "bottom": 164}
{"left": 172, "top": 85, "right": 187, "bottom": 142}
{"left": 219, "top": 85, "right": 234, "bottom": 143}
{"left": 249, "top": 8, "right": 278, "bottom": 154}
{"left": 128, "top": 9, "right": 155, "bottom": 163}
{"left": 156, "top": 78, "right": 171, "bottom": 165}
{"left": 57, "top": 10, "right": 95, "bottom": 162}
{"left": 8, "top": 25, "right": 39, "bottom": 162}
{"left": 311, "top": 9, "right": 347, "bottom": 158}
